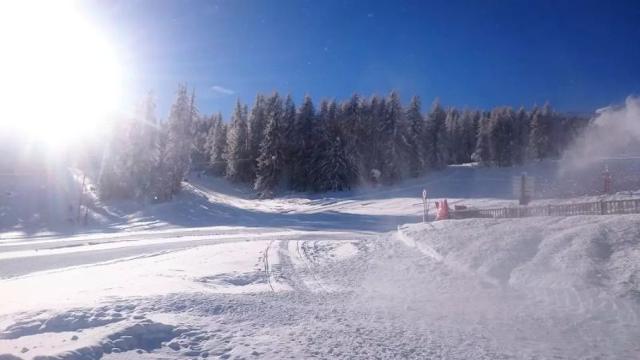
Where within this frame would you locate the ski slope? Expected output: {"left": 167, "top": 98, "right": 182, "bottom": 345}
{"left": 1, "top": 165, "right": 639, "bottom": 359}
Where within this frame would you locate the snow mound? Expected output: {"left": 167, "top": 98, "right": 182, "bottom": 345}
{"left": 367, "top": 215, "right": 640, "bottom": 358}
{"left": 400, "top": 215, "right": 640, "bottom": 300}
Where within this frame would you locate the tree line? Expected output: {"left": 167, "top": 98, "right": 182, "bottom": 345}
{"left": 96, "top": 84, "right": 589, "bottom": 200}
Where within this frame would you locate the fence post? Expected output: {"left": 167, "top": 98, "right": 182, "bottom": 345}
{"left": 600, "top": 200, "right": 606, "bottom": 215}
{"left": 422, "top": 189, "right": 428, "bottom": 223}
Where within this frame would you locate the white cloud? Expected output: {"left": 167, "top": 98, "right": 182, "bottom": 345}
{"left": 210, "top": 85, "right": 235, "bottom": 95}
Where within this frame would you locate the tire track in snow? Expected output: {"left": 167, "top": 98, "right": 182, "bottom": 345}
{"left": 263, "top": 240, "right": 275, "bottom": 292}
{"left": 276, "top": 239, "right": 334, "bottom": 293}
{"left": 277, "top": 240, "right": 308, "bottom": 292}
{"left": 296, "top": 240, "right": 330, "bottom": 293}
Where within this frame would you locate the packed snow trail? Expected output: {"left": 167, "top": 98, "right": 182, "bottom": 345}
{"left": 0, "top": 227, "right": 372, "bottom": 278}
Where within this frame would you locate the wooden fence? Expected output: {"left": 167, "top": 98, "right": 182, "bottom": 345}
{"left": 452, "top": 198, "right": 640, "bottom": 220}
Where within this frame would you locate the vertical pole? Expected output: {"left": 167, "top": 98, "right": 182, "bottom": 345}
{"left": 422, "top": 189, "right": 428, "bottom": 223}
{"left": 77, "top": 174, "right": 86, "bottom": 223}
{"left": 519, "top": 173, "right": 528, "bottom": 205}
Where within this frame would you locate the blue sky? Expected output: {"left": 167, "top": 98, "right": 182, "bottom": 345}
{"left": 86, "top": 0, "right": 640, "bottom": 118}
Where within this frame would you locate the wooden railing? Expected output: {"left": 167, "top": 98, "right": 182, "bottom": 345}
{"left": 452, "top": 199, "right": 640, "bottom": 219}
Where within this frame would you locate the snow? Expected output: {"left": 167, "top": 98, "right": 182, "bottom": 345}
{"left": 388, "top": 217, "right": 640, "bottom": 358}
{"left": 1, "top": 164, "right": 640, "bottom": 359}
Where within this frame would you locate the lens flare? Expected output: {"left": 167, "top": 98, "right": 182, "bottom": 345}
{"left": 0, "top": 0, "right": 124, "bottom": 148}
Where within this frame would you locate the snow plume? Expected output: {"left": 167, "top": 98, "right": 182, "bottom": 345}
{"left": 562, "top": 96, "right": 640, "bottom": 172}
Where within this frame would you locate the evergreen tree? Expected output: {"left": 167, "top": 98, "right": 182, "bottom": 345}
{"left": 472, "top": 113, "right": 491, "bottom": 165}
{"left": 445, "top": 108, "right": 463, "bottom": 164}
{"left": 325, "top": 98, "right": 357, "bottom": 191}
{"left": 191, "top": 114, "right": 215, "bottom": 171}
{"left": 489, "top": 108, "right": 515, "bottom": 166}
{"left": 207, "top": 113, "right": 227, "bottom": 176}
{"left": 98, "top": 94, "right": 161, "bottom": 200}
{"left": 225, "top": 100, "right": 252, "bottom": 182}
{"left": 341, "top": 94, "right": 369, "bottom": 182}
{"left": 248, "top": 94, "right": 267, "bottom": 180}
{"left": 317, "top": 135, "right": 357, "bottom": 192}
{"left": 160, "top": 85, "right": 196, "bottom": 199}
{"left": 459, "top": 109, "right": 478, "bottom": 164}
{"left": 310, "top": 100, "right": 331, "bottom": 191}
{"left": 528, "top": 103, "right": 553, "bottom": 160}
{"left": 511, "top": 107, "right": 529, "bottom": 165}
{"left": 280, "top": 95, "right": 297, "bottom": 187}
{"left": 98, "top": 115, "right": 133, "bottom": 199}
{"left": 379, "top": 91, "right": 405, "bottom": 184}
{"left": 254, "top": 93, "right": 285, "bottom": 197}
{"left": 121, "top": 93, "right": 160, "bottom": 199}
{"left": 366, "top": 95, "right": 387, "bottom": 181}
{"left": 424, "top": 98, "right": 448, "bottom": 169}
{"left": 405, "top": 96, "right": 425, "bottom": 177}
{"left": 290, "top": 95, "right": 317, "bottom": 190}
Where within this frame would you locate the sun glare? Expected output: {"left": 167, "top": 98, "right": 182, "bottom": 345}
{"left": 0, "top": 0, "right": 123, "bottom": 148}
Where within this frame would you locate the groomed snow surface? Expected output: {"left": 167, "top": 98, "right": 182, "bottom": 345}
{"left": 1, "top": 163, "right": 639, "bottom": 359}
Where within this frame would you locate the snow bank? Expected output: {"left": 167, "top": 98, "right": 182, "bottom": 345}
{"left": 356, "top": 215, "right": 640, "bottom": 358}
{"left": 399, "top": 215, "right": 640, "bottom": 299}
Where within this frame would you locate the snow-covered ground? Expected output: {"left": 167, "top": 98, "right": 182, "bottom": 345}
{"left": 1, "top": 164, "right": 639, "bottom": 359}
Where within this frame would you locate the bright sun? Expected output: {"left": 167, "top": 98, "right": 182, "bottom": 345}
{"left": 0, "top": 0, "right": 123, "bottom": 147}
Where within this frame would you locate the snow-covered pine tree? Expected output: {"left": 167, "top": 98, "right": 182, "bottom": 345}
{"left": 150, "top": 120, "right": 169, "bottom": 200}
{"left": 378, "top": 91, "right": 405, "bottom": 184}
{"left": 248, "top": 94, "right": 267, "bottom": 181}
{"left": 424, "top": 98, "right": 448, "bottom": 169}
{"left": 511, "top": 106, "right": 529, "bottom": 165}
{"left": 311, "top": 100, "right": 332, "bottom": 191}
{"left": 528, "top": 103, "right": 553, "bottom": 160}
{"left": 132, "top": 93, "right": 160, "bottom": 199}
{"left": 489, "top": 107, "right": 515, "bottom": 166}
{"left": 160, "top": 85, "right": 196, "bottom": 199}
{"left": 254, "top": 93, "right": 285, "bottom": 197}
{"left": 340, "top": 94, "right": 368, "bottom": 182}
{"left": 472, "top": 112, "right": 491, "bottom": 166}
{"left": 445, "top": 108, "right": 463, "bottom": 164}
{"left": 366, "top": 95, "right": 387, "bottom": 182}
{"left": 207, "top": 113, "right": 227, "bottom": 176}
{"left": 225, "top": 100, "right": 252, "bottom": 183}
{"left": 98, "top": 114, "right": 133, "bottom": 199}
{"left": 280, "top": 95, "right": 296, "bottom": 187}
{"left": 191, "top": 114, "right": 215, "bottom": 171}
{"left": 459, "top": 109, "right": 478, "bottom": 164}
{"left": 318, "top": 135, "right": 357, "bottom": 192}
{"left": 290, "top": 95, "right": 317, "bottom": 191}
{"left": 548, "top": 110, "right": 564, "bottom": 159}
{"left": 405, "top": 96, "right": 425, "bottom": 177}
{"left": 315, "top": 99, "right": 357, "bottom": 191}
